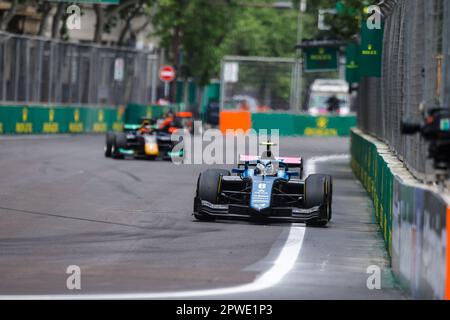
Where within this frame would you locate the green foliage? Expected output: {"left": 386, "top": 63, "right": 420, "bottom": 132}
{"left": 152, "top": 0, "right": 377, "bottom": 87}
{"left": 221, "top": 6, "right": 298, "bottom": 57}
{"left": 182, "top": 0, "right": 238, "bottom": 86}
{"left": 154, "top": 0, "right": 237, "bottom": 86}
{"left": 320, "top": 0, "right": 373, "bottom": 40}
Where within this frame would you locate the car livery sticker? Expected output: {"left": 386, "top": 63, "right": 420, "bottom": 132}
{"left": 250, "top": 177, "right": 275, "bottom": 211}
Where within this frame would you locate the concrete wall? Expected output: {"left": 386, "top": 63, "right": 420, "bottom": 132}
{"left": 351, "top": 128, "right": 450, "bottom": 299}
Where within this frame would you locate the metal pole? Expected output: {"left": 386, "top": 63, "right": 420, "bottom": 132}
{"left": 164, "top": 81, "right": 169, "bottom": 99}
{"left": 48, "top": 42, "right": 53, "bottom": 103}
{"left": 295, "top": 0, "right": 306, "bottom": 112}
{"left": 443, "top": 0, "right": 450, "bottom": 107}
{"left": 67, "top": 45, "right": 73, "bottom": 103}
{"left": 36, "top": 40, "right": 43, "bottom": 102}
{"left": 77, "top": 48, "right": 82, "bottom": 103}
{"left": 151, "top": 56, "right": 158, "bottom": 103}
{"left": 339, "top": 54, "right": 346, "bottom": 80}
{"left": 219, "top": 59, "right": 226, "bottom": 111}
{"left": 14, "top": 39, "right": 20, "bottom": 101}
{"left": 1, "top": 37, "right": 5, "bottom": 101}
{"left": 289, "top": 59, "right": 297, "bottom": 110}
{"left": 25, "top": 39, "right": 29, "bottom": 102}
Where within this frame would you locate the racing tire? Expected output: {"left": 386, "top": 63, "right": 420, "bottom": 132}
{"left": 105, "top": 132, "right": 115, "bottom": 157}
{"left": 304, "top": 174, "right": 332, "bottom": 227}
{"left": 194, "top": 169, "right": 230, "bottom": 221}
{"left": 112, "top": 132, "right": 127, "bottom": 159}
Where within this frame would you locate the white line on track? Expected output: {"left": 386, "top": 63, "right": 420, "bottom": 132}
{"left": 0, "top": 154, "right": 349, "bottom": 300}
{"left": 305, "top": 154, "right": 350, "bottom": 176}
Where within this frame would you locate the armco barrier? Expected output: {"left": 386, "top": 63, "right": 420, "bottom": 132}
{"left": 0, "top": 105, "right": 126, "bottom": 134}
{"left": 218, "top": 112, "right": 356, "bottom": 136}
{"left": 351, "top": 129, "right": 393, "bottom": 254}
{"left": 351, "top": 128, "right": 450, "bottom": 300}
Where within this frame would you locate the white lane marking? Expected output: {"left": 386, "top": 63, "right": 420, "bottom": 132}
{"left": 0, "top": 226, "right": 305, "bottom": 300}
{"left": 305, "top": 154, "right": 350, "bottom": 176}
{"left": 0, "top": 154, "right": 348, "bottom": 300}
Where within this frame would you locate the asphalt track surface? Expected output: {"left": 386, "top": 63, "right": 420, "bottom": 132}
{"left": 0, "top": 135, "right": 407, "bottom": 299}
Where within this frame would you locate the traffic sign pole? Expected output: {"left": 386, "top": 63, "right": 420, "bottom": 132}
{"left": 164, "top": 82, "right": 170, "bottom": 99}
{"left": 159, "top": 65, "right": 176, "bottom": 101}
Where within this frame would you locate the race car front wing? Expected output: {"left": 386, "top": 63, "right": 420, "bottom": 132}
{"left": 194, "top": 198, "right": 324, "bottom": 222}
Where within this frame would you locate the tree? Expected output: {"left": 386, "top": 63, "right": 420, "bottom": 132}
{"left": 93, "top": 0, "right": 151, "bottom": 43}
{"left": 52, "top": 2, "right": 64, "bottom": 38}
{"left": 36, "top": 1, "right": 52, "bottom": 36}
{"left": 308, "top": 0, "right": 374, "bottom": 41}
{"left": 221, "top": 5, "right": 298, "bottom": 58}
{"left": 0, "top": 0, "right": 19, "bottom": 30}
{"left": 182, "top": 0, "right": 238, "bottom": 86}
{"left": 153, "top": 0, "right": 238, "bottom": 109}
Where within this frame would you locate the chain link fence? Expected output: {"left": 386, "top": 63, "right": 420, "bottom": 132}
{"left": 220, "top": 56, "right": 301, "bottom": 112}
{"left": 220, "top": 55, "right": 345, "bottom": 113}
{"left": 0, "top": 31, "right": 158, "bottom": 106}
{"left": 358, "top": 0, "right": 447, "bottom": 180}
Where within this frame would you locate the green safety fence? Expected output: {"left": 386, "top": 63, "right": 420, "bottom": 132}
{"left": 0, "top": 103, "right": 186, "bottom": 135}
{"left": 350, "top": 129, "right": 393, "bottom": 255}
{"left": 251, "top": 113, "right": 356, "bottom": 136}
{"left": 0, "top": 105, "right": 126, "bottom": 134}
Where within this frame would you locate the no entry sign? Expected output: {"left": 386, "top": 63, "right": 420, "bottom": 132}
{"left": 159, "top": 66, "right": 176, "bottom": 82}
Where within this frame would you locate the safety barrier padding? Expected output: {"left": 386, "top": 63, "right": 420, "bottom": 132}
{"left": 0, "top": 105, "right": 126, "bottom": 134}
{"left": 251, "top": 113, "right": 356, "bottom": 136}
{"left": 351, "top": 129, "right": 393, "bottom": 254}
{"left": 351, "top": 128, "right": 450, "bottom": 300}
{"left": 219, "top": 110, "right": 252, "bottom": 133}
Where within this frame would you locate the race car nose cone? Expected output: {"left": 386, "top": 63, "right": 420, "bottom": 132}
{"left": 250, "top": 178, "right": 274, "bottom": 211}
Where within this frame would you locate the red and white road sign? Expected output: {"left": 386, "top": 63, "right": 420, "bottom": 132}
{"left": 159, "top": 66, "right": 176, "bottom": 82}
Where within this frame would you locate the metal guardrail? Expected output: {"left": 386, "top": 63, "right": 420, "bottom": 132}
{"left": 0, "top": 31, "right": 159, "bottom": 107}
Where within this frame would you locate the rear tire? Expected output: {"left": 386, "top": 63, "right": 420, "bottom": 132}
{"left": 194, "top": 169, "right": 230, "bottom": 221}
{"left": 304, "top": 174, "right": 332, "bottom": 227}
{"left": 105, "top": 132, "right": 115, "bottom": 157}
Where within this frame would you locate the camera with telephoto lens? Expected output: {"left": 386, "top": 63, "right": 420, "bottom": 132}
{"left": 401, "top": 108, "right": 450, "bottom": 171}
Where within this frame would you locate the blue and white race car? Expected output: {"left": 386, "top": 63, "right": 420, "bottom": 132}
{"left": 193, "top": 142, "right": 333, "bottom": 226}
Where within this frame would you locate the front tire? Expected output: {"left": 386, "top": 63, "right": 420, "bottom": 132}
{"left": 304, "top": 174, "right": 332, "bottom": 227}
{"left": 194, "top": 169, "right": 230, "bottom": 221}
{"left": 105, "top": 132, "right": 115, "bottom": 157}
{"left": 112, "top": 132, "right": 127, "bottom": 159}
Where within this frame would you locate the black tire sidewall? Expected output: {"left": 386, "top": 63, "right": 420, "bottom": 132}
{"left": 305, "top": 174, "right": 332, "bottom": 223}
{"left": 197, "top": 169, "right": 230, "bottom": 204}
{"left": 112, "top": 133, "right": 126, "bottom": 158}
{"left": 105, "top": 132, "right": 115, "bottom": 157}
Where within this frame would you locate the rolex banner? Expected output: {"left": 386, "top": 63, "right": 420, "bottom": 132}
{"left": 303, "top": 46, "right": 339, "bottom": 73}
{"left": 359, "top": 22, "right": 384, "bottom": 77}
{"left": 346, "top": 43, "right": 360, "bottom": 84}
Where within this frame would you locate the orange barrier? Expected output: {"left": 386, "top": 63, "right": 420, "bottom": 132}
{"left": 219, "top": 110, "right": 252, "bottom": 134}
